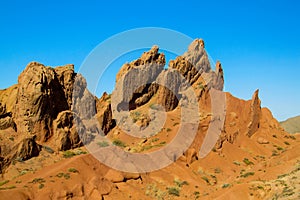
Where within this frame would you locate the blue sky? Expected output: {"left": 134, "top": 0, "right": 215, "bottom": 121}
{"left": 0, "top": 0, "right": 299, "bottom": 121}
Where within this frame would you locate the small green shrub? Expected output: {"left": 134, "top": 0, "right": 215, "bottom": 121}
{"left": 131, "top": 111, "right": 141, "bottom": 122}
{"left": 97, "top": 141, "right": 109, "bottom": 147}
{"left": 174, "top": 178, "right": 188, "bottom": 187}
{"left": 222, "top": 183, "right": 230, "bottom": 188}
{"left": 38, "top": 183, "right": 44, "bottom": 189}
{"left": 112, "top": 139, "right": 126, "bottom": 148}
{"left": 43, "top": 146, "right": 54, "bottom": 154}
{"left": 31, "top": 178, "right": 45, "bottom": 184}
{"left": 277, "top": 174, "right": 288, "bottom": 179}
{"left": 197, "top": 82, "right": 204, "bottom": 89}
{"left": 63, "top": 150, "right": 76, "bottom": 158}
{"left": 276, "top": 146, "right": 284, "bottom": 151}
{"left": 68, "top": 168, "right": 79, "bottom": 173}
{"left": 233, "top": 161, "right": 241, "bottom": 165}
{"left": 151, "top": 138, "right": 159, "bottom": 143}
{"left": 289, "top": 135, "right": 296, "bottom": 140}
{"left": 241, "top": 172, "right": 255, "bottom": 178}
{"left": 272, "top": 150, "right": 279, "bottom": 156}
{"left": 149, "top": 104, "right": 159, "bottom": 110}
{"left": 257, "top": 185, "right": 264, "bottom": 190}
{"left": 214, "top": 168, "right": 222, "bottom": 173}
{"left": 0, "top": 185, "right": 16, "bottom": 190}
{"left": 0, "top": 180, "right": 9, "bottom": 187}
{"left": 201, "top": 176, "right": 210, "bottom": 184}
{"left": 56, "top": 172, "right": 64, "bottom": 178}
{"left": 76, "top": 149, "right": 87, "bottom": 155}
{"left": 64, "top": 173, "right": 70, "bottom": 180}
{"left": 284, "top": 141, "right": 290, "bottom": 145}
{"left": 166, "top": 128, "right": 172, "bottom": 132}
{"left": 167, "top": 187, "right": 180, "bottom": 196}
{"left": 281, "top": 186, "right": 294, "bottom": 197}
{"left": 56, "top": 172, "right": 71, "bottom": 179}
{"left": 243, "top": 158, "right": 254, "bottom": 165}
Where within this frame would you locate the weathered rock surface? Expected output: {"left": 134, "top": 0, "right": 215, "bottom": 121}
{"left": 0, "top": 62, "right": 107, "bottom": 172}
{"left": 0, "top": 86, "right": 18, "bottom": 130}
{"left": 13, "top": 62, "right": 70, "bottom": 142}
{"left": 0, "top": 102, "right": 15, "bottom": 130}
{"left": 113, "top": 39, "right": 224, "bottom": 113}
{"left": 116, "top": 45, "right": 165, "bottom": 83}
{"left": 13, "top": 136, "right": 41, "bottom": 161}
{"left": 96, "top": 92, "right": 115, "bottom": 135}
{"left": 114, "top": 46, "right": 165, "bottom": 111}
{"left": 247, "top": 89, "right": 261, "bottom": 137}
{"left": 54, "top": 64, "right": 76, "bottom": 108}
{"left": 72, "top": 74, "right": 97, "bottom": 120}
{"left": 213, "top": 61, "right": 224, "bottom": 91}
{"left": 257, "top": 137, "right": 269, "bottom": 144}
{"left": 53, "top": 111, "right": 83, "bottom": 151}
{"left": 156, "top": 69, "right": 182, "bottom": 111}
{"left": 0, "top": 116, "right": 15, "bottom": 130}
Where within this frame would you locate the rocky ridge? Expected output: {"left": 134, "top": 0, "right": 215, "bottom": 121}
{"left": 0, "top": 39, "right": 299, "bottom": 200}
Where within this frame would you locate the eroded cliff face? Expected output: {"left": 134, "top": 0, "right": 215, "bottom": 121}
{"left": 114, "top": 38, "right": 224, "bottom": 113}
{"left": 0, "top": 39, "right": 228, "bottom": 173}
{"left": 0, "top": 62, "right": 102, "bottom": 172}
{"left": 14, "top": 62, "right": 70, "bottom": 142}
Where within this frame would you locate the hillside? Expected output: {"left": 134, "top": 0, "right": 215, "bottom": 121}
{"left": 0, "top": 39, "right": 300, "bottom": 200}
{"left": 280, "top": 115, "right": 300, "bottom": 134}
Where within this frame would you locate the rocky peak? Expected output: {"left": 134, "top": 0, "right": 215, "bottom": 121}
{"left": 138, "top": 45, "right": 165, "bottom": 65}
{"left": 54, "top": 64, "right": 76, "bottom": 108}
{"left": 114, "top": 46, "right": 165, "bottom": 111}
{"left": 213, "top": 61, "right": 224, "bottom": 91}
{"left": 113, "top": 39, "right": 225, "bottom": 113}
{"left": 247, "top": 89, "right": 262, "bottom": 137}
{"left": 116, "top": 45, "right": 165, "bottom": 83}
{"left": 13, "top": 62, "right": 70, "bottom": 141}
{"left": 169, "top": 39, "right": 219, "bottom": 89}
{"left": 187, "top": 38, "right": 205, "bottom": 51}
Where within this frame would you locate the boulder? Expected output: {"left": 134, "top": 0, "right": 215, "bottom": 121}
{"left": 13, "top": 136, "right": 41, "bottom": 161}
{"left": 257, "top": 137, "right": 269, "bottom": 144}
{"left": 53, "top": 111, "right": 84, "bottom": 151}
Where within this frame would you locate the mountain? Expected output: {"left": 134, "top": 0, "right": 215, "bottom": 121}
{"left": 0, "top": 39, "right": 299, "bottom": 200}
{"left": 280, "top": 115, "right": 300, "bottom": 134}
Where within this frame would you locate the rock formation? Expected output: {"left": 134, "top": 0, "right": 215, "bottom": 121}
{"left": 114, "top": 39, "right": 224, "bottom": 113}
{"left": 0, "top": 86, "right": 18, "bottom": 130}
{"left": 53, "top": 111, "right": 83, "bottom": 151}
{"left": 0, "top": 38, "right": 299, "bottom": 200}
{"left": 0, "top": 62, "right": 112, "bottom": 172}
{"left": 13, "top": 62, "right": 70, "bottom": 142}
{"left": 114, "top": 46, "right": 165, "bottom": 111}
{"left": 13, "top": 136, "right": 40, "bottom": 161}
{"left": 96, "top": 92, "right": 115, "bottom": 135}
{"left": 246, "top": 89, "right": 261, "bottom": 137}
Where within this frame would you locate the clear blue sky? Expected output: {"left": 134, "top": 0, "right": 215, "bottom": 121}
{"left": 0, "top": 0, "right": 299, "bottom": 121}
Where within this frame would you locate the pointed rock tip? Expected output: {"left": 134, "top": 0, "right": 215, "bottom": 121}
{"left": 150, "top": 45, "right": 159, "bottom": 54}
{"left": 252, "top": 89, "right": 260, "bottom": 100}
{"left": 215, "top": 61, "right": 223, "bottom": 72}
{"left": 26, "top": 61, "right": 45, "bottom": 68}
{"left": 188, "top": 38, "right": 205, "bottom": 52}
